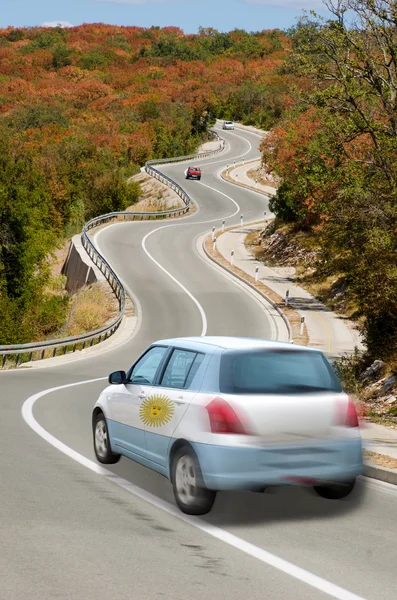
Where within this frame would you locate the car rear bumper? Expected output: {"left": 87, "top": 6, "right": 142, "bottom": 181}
{"left": 191, "top": 438, "right": 364, "bottom": 491}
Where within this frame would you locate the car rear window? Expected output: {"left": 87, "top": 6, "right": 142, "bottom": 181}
{"left": 219, "top": 349, "right": 342, "bottom": 395}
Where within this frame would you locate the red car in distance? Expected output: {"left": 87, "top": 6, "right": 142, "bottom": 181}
{"left": 186, "top": 166, "right": 201, "bottom": 180}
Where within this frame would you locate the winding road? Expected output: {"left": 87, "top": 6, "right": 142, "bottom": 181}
{"left": 1, "top": 125, "right": 396, "bottom": 600}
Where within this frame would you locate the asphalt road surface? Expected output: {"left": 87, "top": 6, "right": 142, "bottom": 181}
{"left": 1, "top": 125, "right": 396, "bottom": 600}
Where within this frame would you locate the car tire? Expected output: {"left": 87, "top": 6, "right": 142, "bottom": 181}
{"left": 198, "top": 177, "right": 201, "bottom": 181}
{"left": 171, "top": 445, "right": 216, "bottom": 515}
{"left": 313, "top": 479, "right": 356, "bottom": 500}
{"left": 93, "top": 412, "right": 121, "bottom": 464}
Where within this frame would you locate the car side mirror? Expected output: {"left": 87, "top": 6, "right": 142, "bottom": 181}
{"left": 109, "top": 370, "right": 127, "bottom": 385}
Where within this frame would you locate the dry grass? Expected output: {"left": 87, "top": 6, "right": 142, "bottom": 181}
{"left": 64, "top": 282, "right": 119, "bottom": 337}
{"left": 221, "top": 167, "right": 266, "bottom": 195}
{"left": 128, "top": 170, "right": 193, "bottom": 213}
{"left": 204, "top": 231, "right": 309, "bottom": 346}
{"left": 246, "top": 166, "right": 279, "bottom": 188}
{"left": 364, "top": 449, "right": 397, "bottom": 470}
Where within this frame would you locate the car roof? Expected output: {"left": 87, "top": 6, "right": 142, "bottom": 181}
{"left": 189, "top": 166, "right": 201, "bottom": 169}
{"left": 152, "top": 336, "right": 321, "bottom": 353}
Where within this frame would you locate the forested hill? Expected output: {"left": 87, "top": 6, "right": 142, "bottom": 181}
{"left": 0, "top": 25, "right": 292, "bottom": 345}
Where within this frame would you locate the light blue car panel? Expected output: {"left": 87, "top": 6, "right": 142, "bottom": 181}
{"left": 107, "top": 415, "right": 363, "bottom": 491}
{"left": 190, "top": 438, "right": 364, "bottom": 491}
{"left": 107, "top": 419, "right": 146, "bottom": 458}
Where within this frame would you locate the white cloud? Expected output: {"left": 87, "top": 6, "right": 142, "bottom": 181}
{"left": 244, "top": 0, "right": 326, "bottom": 8}
{"left": 41, "top": 21, "right": 73, "bottom": 28}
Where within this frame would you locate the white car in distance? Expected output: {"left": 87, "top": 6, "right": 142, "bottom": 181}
{"left": 222, "top": 121, "right": 234, "bottom": 130}
{"left": 92, "top": 336, "right": 364, "bottom": 515}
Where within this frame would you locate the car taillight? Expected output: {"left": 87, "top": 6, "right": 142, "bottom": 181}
{"left": 335, "top": 397, "right": 359, "bottom": 427}
{"left": 205, "top": 397, "right": 250, "bottom": 434}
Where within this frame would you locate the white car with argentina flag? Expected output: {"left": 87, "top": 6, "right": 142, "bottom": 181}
{"left": 92, "top": 336, "right": 364, "bottom": 515}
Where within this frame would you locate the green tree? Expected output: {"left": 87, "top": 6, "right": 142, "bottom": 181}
{"left": 51, "top": 44, "right": 72, "bottom": 70}
{"left": 269, "top": 0, "right": 397, "bottom": 358}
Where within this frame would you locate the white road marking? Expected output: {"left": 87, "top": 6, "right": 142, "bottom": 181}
{"left": 94, "top": 181, "right": 243, "bottom": 339}
{"left": 142, "top": 225, "right": 208, "bottom": 337}
{"left": 22, "top": 378, "right": 369, "bottom": 600}
{"left": 194, "top": 232, "right": 281, "bottom": 342}
{"left": 140, "top": 180, "right": 247, "bottom": 337}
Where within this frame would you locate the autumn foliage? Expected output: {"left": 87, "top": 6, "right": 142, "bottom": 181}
{"left": 265, "top": 1, "right": 397, "bottom": 361}
{"left": 0, "top": 24, "right": 292, "bottom": 344}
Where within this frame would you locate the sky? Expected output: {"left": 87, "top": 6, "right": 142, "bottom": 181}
{"left": 1, "top": 0, "right": 333, "bottom": 34}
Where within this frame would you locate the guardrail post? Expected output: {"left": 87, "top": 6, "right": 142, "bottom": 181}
{"left": 300, "top": 317, "right": 305, "bottom": 336}
{"left": 52, "top": 348, "right": 56, "bottom": 358}
{"left": 41, "top": 349, "right": 45, "bottom": 360}
{"left": 2, "top": 355, "right": 6, "bottom": 368}
{"left": 15, "top": 354, "right": 19, "bottom": 367}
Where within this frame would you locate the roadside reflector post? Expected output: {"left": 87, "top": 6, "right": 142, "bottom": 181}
{"left": 264, "top": 211, "right": 267, "bottom": 220}
{"left": 300, "top": 316, "right": 305, "bottom": 336}
{"left": 231, "top": 250, "right": 234, "bottom": 266}
{"left": 255, "top": 266, "right": 259, "bottom": 282}
{"left": 240, "top": 214, "right": 244, "bottom": 226}
{"left": 212, "top": 226, "right": 215, "bottom": 240}
{"left": 256, "top": 179, "right": 258, "bottom": 188}
{"left": 285, "top": 289, "right": 290, "bottom": 306}
{"left": 213, "top": 236, "right": 217, "bottom": 250}
{"left": 222, "top": 219, "right": 225, "bottom": 232}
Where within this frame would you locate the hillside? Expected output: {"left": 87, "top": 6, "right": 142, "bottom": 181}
{"left": 256, "top": 1, "right": 397, "bottom": 370}
{"left": 0, "top": 24, "right": 293, "bottom": 345}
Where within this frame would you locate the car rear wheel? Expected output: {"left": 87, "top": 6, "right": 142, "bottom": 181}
{"left": 171, "top": 446, "right": 216, "bottom": 515}
{"left": 93, "top": 412, "right": 121, "bottom": 464}
{"left": 313, "top": 479, "right": 356, "bottom": 500}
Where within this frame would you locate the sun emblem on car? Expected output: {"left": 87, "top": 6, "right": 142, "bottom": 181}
{"left": 139, "top": 394, "right": 175, "bottom": 427}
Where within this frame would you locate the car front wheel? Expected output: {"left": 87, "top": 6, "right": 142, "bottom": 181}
{"left": 93, "top": 412, "right": 121, "bottom": 464}
{"left": 171, "top": 446, "right": 216, "bottom": 515}
{"left": 313, "top": 479, "right": 356, "bottom": 500}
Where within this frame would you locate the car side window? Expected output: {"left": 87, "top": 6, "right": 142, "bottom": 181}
{"left": 129, "top": 346, "right": 168, "bottom": 386}
{"left": 184, "top": 352, "right": 205, "bottom": 388}
{"left": 160, "top": 349, "right": 201, "bottom": 389}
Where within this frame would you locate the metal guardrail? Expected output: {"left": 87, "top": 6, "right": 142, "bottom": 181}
{"left": 0, "top": 129, "right": 226, "bottom": 369}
